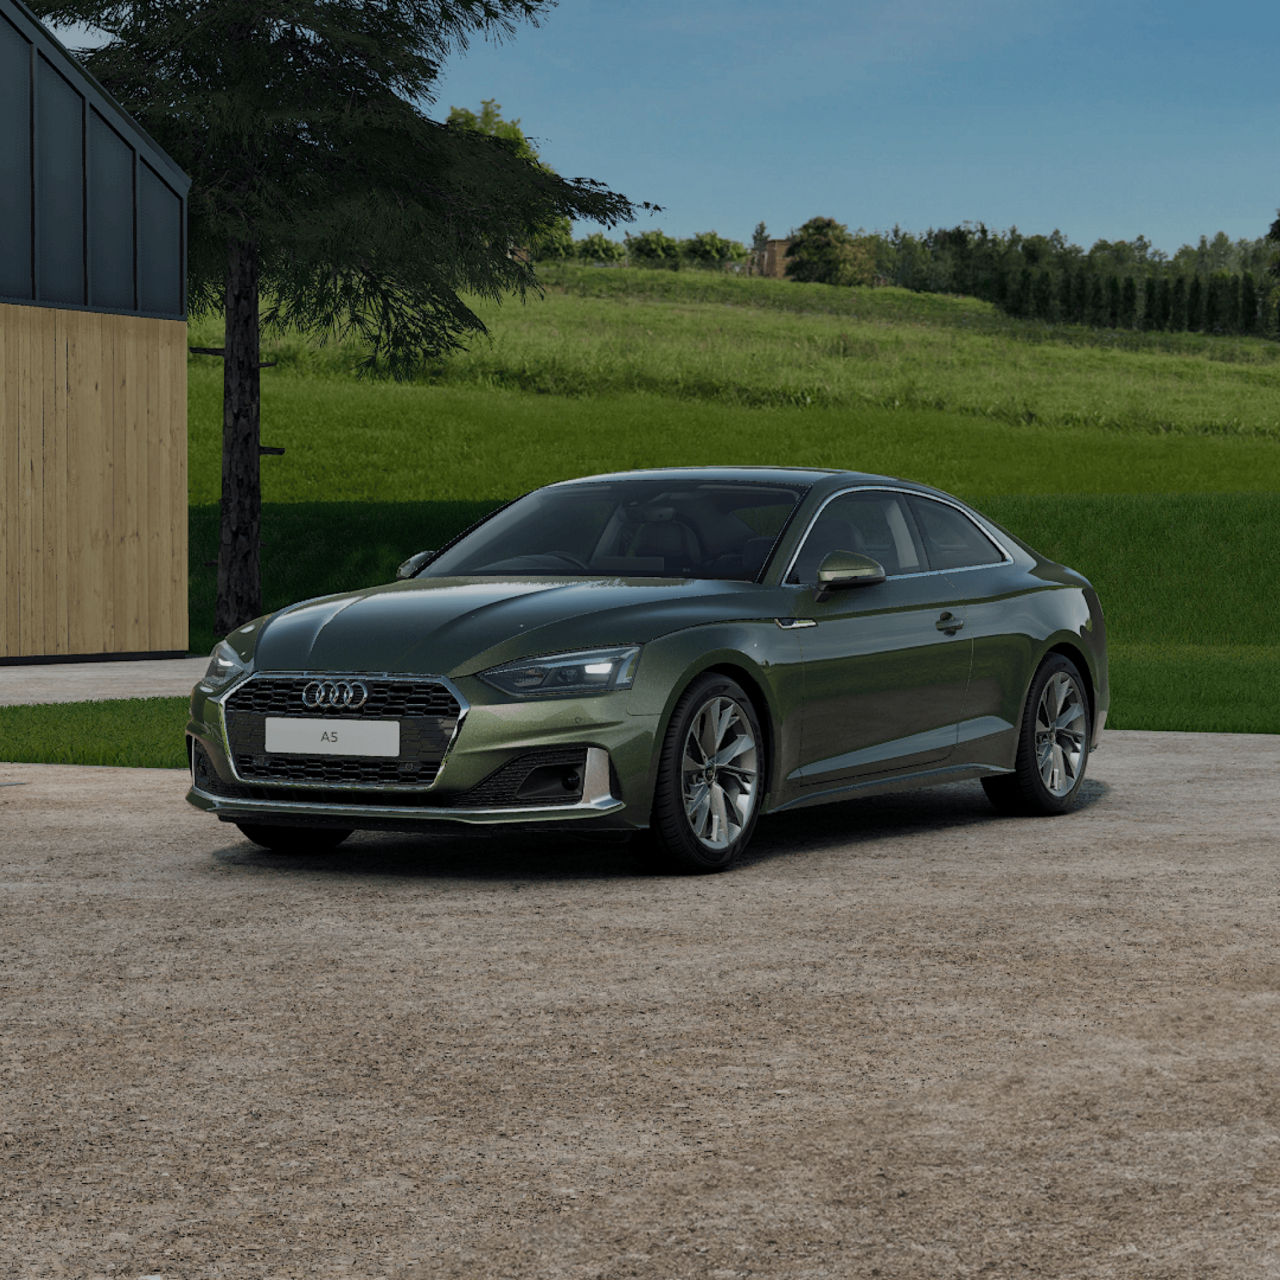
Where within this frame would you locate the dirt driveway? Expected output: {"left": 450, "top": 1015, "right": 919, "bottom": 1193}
{"left": 2, "top": 730, "right": 1278, "bottom": 1279}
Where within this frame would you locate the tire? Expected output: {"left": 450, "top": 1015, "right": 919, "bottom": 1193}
{"left": 982, "top": 653, "right": 1091, "bottom": 816}
{"left": 234, "top": 822, "right": 353, "bottom": 853}
{"left": 643, "top": 673, "right": 765, "bottom": 873}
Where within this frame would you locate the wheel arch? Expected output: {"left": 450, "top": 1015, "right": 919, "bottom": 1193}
{"left": 647, "top": 654, "right": 782, "bottom": 807}
{"left": 700, "top": 661, "right": 776, "bottom": 791}
{"left": 1044, "top": 640, "right": 1096, "bottom": 728}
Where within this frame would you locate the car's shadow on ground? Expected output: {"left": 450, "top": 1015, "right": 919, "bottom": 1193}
{"left": 209, "top": 778, "right": 1109, "bottom": 883}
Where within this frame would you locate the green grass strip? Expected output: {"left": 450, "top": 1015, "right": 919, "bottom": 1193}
{"left": 0, "top": 697, "right": 190, "bottom": 769}
{"left": 188, "top": 380, "right": 1280, "bottom": 510}
{"left": 1107, "top": 645, "right": 1280, "bottom": 733}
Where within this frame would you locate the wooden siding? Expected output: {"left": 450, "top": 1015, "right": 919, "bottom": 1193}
{"left": 0, "top": 301, "right": 187, "bottom": 658}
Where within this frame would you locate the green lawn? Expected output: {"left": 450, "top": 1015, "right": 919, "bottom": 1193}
{"left": 0, "top": 698, "right": 190, "bottom": 769}
{"left": 188, "top": 380, "right": 1280, "bottom": 508}
{"left": 14, "top": 262, "right": 1276, "bottom": 767}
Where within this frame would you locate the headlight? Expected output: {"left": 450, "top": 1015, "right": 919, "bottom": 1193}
{"left": 203, "top": 639, "right": 249, "bottom": 689}
{"left": 481, "top": 646, "right": 641, "bottom": 698}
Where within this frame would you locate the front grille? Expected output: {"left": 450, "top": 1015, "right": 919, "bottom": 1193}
{"left": 222, "top": 674, "right": 462, "bottom": 790}
{"left": 226, "top": 676, "right": 460, "bottom": 719}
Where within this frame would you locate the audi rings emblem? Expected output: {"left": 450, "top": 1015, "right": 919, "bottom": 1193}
{"left": 302, "top": 680, "right": 369, "bottom": 710}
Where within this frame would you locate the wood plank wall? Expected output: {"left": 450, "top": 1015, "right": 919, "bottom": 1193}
{"left": 0, "top": 302, "right": 188, "bottom": 659}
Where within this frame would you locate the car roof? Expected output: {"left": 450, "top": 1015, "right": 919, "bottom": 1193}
{"left": 547, "top": 466, "right": 950, "bottom": 499}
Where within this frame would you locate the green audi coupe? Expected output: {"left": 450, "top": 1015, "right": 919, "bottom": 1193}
{"left": 186, "top": 467, "right": 1108, "bottom": 871}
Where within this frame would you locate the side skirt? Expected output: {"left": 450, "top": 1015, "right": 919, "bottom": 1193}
{"left": 765, "top": 762, "right": 1014, "bottom": 815}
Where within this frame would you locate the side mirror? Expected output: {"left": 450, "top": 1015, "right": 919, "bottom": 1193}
{"left": 396, "top": 549, "right": 436, "bottom": 580}
{"left": 816, "top": 550, "right": 886, "bottom": 591}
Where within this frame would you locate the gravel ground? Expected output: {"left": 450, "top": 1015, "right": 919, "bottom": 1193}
{"left": 2, "top": 731, "right": 1279, "bottom": 1279}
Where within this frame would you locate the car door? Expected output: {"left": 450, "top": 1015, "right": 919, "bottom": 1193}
{"left": 906, "top": 494, "right": 1028, "bottom": 764}
{"left": 785, "top": 488, "right": 973, "bottom": 788}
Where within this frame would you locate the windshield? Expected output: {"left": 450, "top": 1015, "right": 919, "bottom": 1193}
{"left": 419, "top": 478, "right": 809, "bottom": 581}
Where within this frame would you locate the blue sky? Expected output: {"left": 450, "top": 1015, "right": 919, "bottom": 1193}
{"left": 428, "top": 0, "right": 1280, "bottom": 254}
{"left": 55, "top": 0, "right": 1279, "bottom": 255}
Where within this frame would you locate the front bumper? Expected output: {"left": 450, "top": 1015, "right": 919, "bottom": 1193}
{"left": 185, "top": 669, "right": 658, "bottom": 833}
{"left": 187, "top": 744, "right": 625, "bottom": 827}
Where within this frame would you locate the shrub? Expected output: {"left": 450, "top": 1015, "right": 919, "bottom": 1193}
{"left": 681, "top": 230, "right": 748, "bottom": 270}
{"left": 785, "top": 217, "right": 875, "bottom": 286}
{"left": 626, "top": 229, "right": 681, "bottom": 266}
{"left": 531, "top": 216, "right": 574, "bottom": 261}
{"left": 576, "top": 232, "right": 625, "bottom": 264}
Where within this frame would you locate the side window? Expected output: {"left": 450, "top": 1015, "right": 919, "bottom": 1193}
{"left": 909, "top": 497, "right": 1004, "bottom": 570}
{"left": 788, "top": 491, "right": 925, "bottom": 582}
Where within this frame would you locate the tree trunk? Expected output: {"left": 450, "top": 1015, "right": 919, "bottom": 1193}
{"left": 215, "top": 238, "right": 262, "bottom": 636}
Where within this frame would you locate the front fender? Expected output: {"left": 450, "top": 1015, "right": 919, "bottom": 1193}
{"left": 626, "top": 621, "right": 805, "bottom": 810}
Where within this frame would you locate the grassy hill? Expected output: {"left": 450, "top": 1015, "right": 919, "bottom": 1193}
{"left": 182, "top": 263, "right": 1280, "bottom": 735}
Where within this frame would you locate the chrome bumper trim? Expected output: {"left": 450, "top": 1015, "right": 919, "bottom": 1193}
{"left": 186, "top": 747, "right": 623, "bottom": 825}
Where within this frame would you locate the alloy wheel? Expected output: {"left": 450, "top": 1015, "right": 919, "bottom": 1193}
{"left": 680, "top": 696, "right": 760, "bottom": 851}
{"left": 1035, "top": 671, "right": 1087, "bottom": 797}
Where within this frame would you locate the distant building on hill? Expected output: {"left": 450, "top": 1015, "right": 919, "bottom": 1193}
{"left": 754, "top": 239, "right": 793, "bottom": 279}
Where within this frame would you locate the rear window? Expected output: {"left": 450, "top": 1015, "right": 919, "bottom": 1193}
{"left": 909, "top": 497, "right": 1004, "bottom": 570}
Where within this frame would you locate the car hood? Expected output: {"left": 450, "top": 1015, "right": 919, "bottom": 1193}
{"left": 253, "top": 576, "right": 781, "bottom": 677}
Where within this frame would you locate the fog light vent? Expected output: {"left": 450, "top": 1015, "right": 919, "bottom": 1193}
{"left": 457, "top": 747, "right": 590, "bottom": 808}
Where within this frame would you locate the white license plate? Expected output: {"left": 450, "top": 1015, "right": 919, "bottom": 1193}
{"left": 264, "top": 717, "right": 400, "bottom": 758}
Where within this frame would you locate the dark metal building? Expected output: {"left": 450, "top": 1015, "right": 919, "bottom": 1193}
{"left": 0, "top": 0, "right": 188, "bottom": 320}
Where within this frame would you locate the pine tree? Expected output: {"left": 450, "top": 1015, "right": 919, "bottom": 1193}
{"left": 1033, "top": 270, "right": 1053, "bottom": 320}
{"left": 1204, "top": 276, "right": 1221, "bottom": 332}
{"left": 1087, "top": 274, "right": 1107, "bottom": 326}
{"left": 1223, "top": 275, "right": 1241, "bottom": 332}
{"left": 1156, "top": 277, "right": 1172, "bottom": 331}
{"left": 751, "top": 221, "right": 769, "bottom": 275}
{"left": 1170, "top": 277, "right": 1188, "bottom": 330}
{"left": 1187, "top": 276, "right": 1205, "bottom": 330}
{"left": 34, "top": 0, "right": 646, "bottom": 633}
{"left": 1106, "top": 276, "right": 1121, "bottom": 328}
{"left": 1072, "top": 268, "right": 1089, "bottom": 324}
{"left": 1008, "top": 267, "right": 1033, "bottom": 317}
{"left": 1120, "top": 277, "right": 1137, "bottom": 329}
{"left": 1241, "top": 273, "right": 1259, "bottom": 334}
{"left": 1142, "top": 277, "right": 1157, "bottom": 330}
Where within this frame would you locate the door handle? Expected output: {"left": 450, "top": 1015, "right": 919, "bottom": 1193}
{"left": 935, "top": 612, "right": 964, "bottom": 635}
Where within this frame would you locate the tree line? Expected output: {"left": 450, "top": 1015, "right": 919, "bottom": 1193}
{"left": 536, "top": 226, "right": 750, "bottom": 270}
{"left": 553, "top": 214, "right": 1280, "bottom": 338}
{"left": 866, "top": 221, "right": 1280, "bottom": 336}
